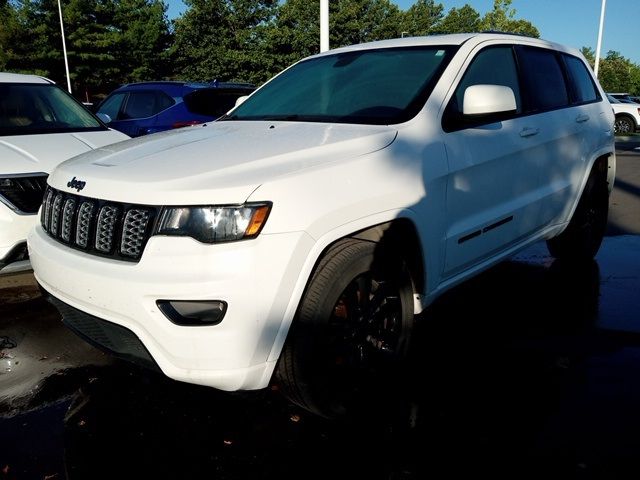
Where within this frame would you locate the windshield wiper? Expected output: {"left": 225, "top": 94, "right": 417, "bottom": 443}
{"left": 260, "top": 115, "right": 300, "bottom": 121}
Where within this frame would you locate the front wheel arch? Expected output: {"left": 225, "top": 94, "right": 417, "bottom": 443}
{"left": 274, "top": 236, "right": 417, "bottom": 417}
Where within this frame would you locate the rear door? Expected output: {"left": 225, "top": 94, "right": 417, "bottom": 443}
{"left": 514, "top": 46, "right": 583, "bottom": 229}
{"left": 534, "top": 52, "right": 604, "bottom": 227}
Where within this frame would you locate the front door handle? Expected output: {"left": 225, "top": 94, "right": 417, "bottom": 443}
{"left": 576, "top": 114, "right": 590, "bottom": 123}
{"left": 520, "top": 127, "right": 539, "bottom": 138}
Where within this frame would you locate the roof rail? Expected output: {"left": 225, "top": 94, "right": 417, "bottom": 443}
{"left": 480, "top": 30, "right": 536, "bottom": 38}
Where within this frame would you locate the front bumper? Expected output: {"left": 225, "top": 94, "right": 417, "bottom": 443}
{"left": 29, "top": 224, "right": 314, "bottom": 390}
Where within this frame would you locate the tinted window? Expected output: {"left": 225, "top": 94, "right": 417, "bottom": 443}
{"left": 184, "top": 89, "right": 251, "bottom": 117}
{"left": 0, "top": 84, "right": 103, "bottom": 136}
{"left": 443, "top": 46, "right": 521, "bottom": 131}
{"left": 226, "top": 46, "right": 456, "bottom": 125}
{"left": 121, "top": 91, "right": 175, "bottom": 119}
{"left": 517, "top": 47, "right": 569, "bottom": 111}
{"left": 563, "top": 54, "right": 598, "bottom": 104}
{"left": 98, "top": 92, "right": 126, "bottom": 120}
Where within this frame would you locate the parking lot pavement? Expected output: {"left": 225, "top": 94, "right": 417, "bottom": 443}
{"left": 609, "top": 136, "right": 640, "bottom": 236}
{"left": 1, "top": 234, "right": 640, "bottom": 479}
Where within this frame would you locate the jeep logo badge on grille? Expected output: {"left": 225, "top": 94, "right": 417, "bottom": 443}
{"left": 67, "top": 177, "right": 86, "bottom": 192}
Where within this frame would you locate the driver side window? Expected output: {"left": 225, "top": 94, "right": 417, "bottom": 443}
{"left": 443, "top": 46, "right": 522, "bottom": 131}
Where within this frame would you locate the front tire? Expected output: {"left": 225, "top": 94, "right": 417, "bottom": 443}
{"left": 275, "top": 238, "right": 414, "bottom": 417}
{"left": 614, "top": 115, "right": 635, "bottom": 135}
{"left": 547, "top": 167, "right": 609, "bottom": 260}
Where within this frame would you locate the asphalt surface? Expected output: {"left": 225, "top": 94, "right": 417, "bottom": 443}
{"left": 1, "top": 138, "right": 639, "bottom": 479}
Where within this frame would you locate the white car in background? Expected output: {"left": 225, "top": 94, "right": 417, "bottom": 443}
{"left": 607, "top": 93, "right": 640, "bottom": 134}
{"left": 0, "top": 73, "right": 129, "bottom": 273}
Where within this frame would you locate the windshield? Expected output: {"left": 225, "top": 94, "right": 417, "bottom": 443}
{"left": 224, "top": 46, "right": 456, "bottom": 125}
{"left": 0, "top": 83, "right": 104, "bottom": 136}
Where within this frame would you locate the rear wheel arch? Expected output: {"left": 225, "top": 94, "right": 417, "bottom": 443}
{"left": 546, "top": 155, "right": 610, "bottom": 260}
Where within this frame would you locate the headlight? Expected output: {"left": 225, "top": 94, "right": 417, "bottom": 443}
{"left": 155, "top": 203, "right": 271, "bottom": 243}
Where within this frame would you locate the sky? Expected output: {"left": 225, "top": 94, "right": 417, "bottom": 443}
{"left": 165, "top": 0, "right": 639, "bottom": 65}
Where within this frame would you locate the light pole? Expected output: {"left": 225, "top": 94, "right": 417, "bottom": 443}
{"left": 57, "top": 0, "right": 72, "bottom": 93}
{"left": 594, "top": 0, "right": 606, "bottom": 78}
{"left": 320, "top": 0, "right": 329, "bottom": 53}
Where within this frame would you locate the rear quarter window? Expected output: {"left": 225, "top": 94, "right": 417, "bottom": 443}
{"left": 562, "top": 54, "right": 600, "bottom": 104}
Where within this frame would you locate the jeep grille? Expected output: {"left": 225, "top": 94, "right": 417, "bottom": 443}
{"left": 40, "top": 186, "right": 158, "bottom": 262}
{"left": 0, "top": 174, "right": 48, "bottom": 214}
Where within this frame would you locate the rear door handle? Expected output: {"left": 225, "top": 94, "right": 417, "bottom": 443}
{"left": 576, "top": 114, "right": 590, "bottom": 123}
{"left": 520, "top": 127, "right": 539, "bottom": 138}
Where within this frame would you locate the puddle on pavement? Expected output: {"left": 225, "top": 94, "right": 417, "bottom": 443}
{"left": 1, "top": 236, "right": 640, "bottom": 479}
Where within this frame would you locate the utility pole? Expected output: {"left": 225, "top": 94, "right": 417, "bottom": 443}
{"left": 57, "top": 0, "right": 72, "bottom": 93}
{"left": 594, "top": 0, "right": 606, "bottom": 78}
{"left": 320, "top": 0, "right": 329, "bottom": 53}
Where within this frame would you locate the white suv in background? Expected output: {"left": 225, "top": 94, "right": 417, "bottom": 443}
{"left": 29, "top": 34, "right": 615, "bottom": 417}
{"left": 607, "top": 94, "right": 640, "bottom": 134}
{"left": 0, "top": 73, "right": 128, "bottom": 273}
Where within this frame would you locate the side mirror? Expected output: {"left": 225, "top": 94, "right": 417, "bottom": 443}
{"left": 463, "top": 85, "right": 517, "bottom": 116}
{"left": 96, "top": 112, "right": 112, "bottom": 124}
{"left": 234, "top": 95, "right": 249, "bottom": 108}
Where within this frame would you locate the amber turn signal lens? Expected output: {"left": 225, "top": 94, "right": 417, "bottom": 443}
{"left": 245, "top": 205, "right": 270, "bottom": 237}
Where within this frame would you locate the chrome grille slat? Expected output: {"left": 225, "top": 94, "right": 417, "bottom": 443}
{"left": 61, "top": 198, "right": 76, "bottom": 242}
{"left": 42, "top": 188, "right": 54, "bottom": 231}
{"left": 41, "top": 187, "right": 156, "bottom": 261}
{"left": 50, "top": 193, "right": 64, "bottom": 236}
{"left": 76, "top": 201, "right": 94, "bottom": 248}
{"left": 95, "top": 205, "right": 119, "bottom": 253}
{"left": 121, "top": 209, "right": 151, "bottom": 258}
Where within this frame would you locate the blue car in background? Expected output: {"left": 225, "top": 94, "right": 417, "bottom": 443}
{"left": 95, "top": 81, "right": 255, "bottom": 137}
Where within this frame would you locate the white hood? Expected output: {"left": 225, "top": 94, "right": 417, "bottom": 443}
{"left": 1, "top": 130, "right": 129, "bottom": 175}
{"left": 49, "top": 121, "right": 397, "bottom": 205}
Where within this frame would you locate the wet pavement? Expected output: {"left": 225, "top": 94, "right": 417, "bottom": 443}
{"left": 0, "top": 234, "right": 639, "bottom": 479}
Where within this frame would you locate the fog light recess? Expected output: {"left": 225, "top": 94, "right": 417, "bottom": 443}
{"left": 157, "top": 300, "right": 227, "bottom": 326}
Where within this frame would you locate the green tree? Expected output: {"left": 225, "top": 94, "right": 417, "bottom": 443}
{"left": 265, "top": 0, "right": 318, "bottom": 70}
{"left": 0, "top": 0, "right": 19, "bottom": 70}
{"left": 265, "top": 0, "right": 403, "bottom": 77}
{"left": 479, "top": 0, "right": 539, "bottom": 37}
{"left": 171, "top": 0, "right": 278, "bottom": 84}
{"left": 3, "top": 0, "right": 172, "bottom": 98}
{"left": 436, "top": 4, "right": 480, "bottom": 34}
{"left": 598, "top": 50, "right": 636, "bottom": 94}
{"left": 399, "top": 0, "right": 444, "bottom": 36}
{"left": 113, "top": 0, "right": 172, "bottom": 83}
{"left": 64, "top": 0, "right": 121, "bottom": 98}
{"left": 331, "top": 0, "right": 401, "bottom": 47}
{"left": 581, "top": 46, "right": 596, "bottom": 68}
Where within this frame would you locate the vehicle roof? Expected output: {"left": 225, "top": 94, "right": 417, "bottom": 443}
{"left": 322, "top": 32, "right": 573, "bottom": 57}
{"left": 0, "top": 72, "right": 53, "bottom": 84}
{"left": 116, "top": 81, "right": 255, "bottom": 91}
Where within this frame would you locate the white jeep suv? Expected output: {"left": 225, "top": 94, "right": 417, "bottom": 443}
{"left": 29, "top": 34, "right": 615, "bottom": 416}
{"left": 0, "top": 73, "right": 128, "bottom": 273}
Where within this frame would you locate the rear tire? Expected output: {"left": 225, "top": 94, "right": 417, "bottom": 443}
{"left": 275, "top": 238, "right": 414, "bottom": 418}
{"left": 547, "top": 167, "right": 609, "bottom": 260}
